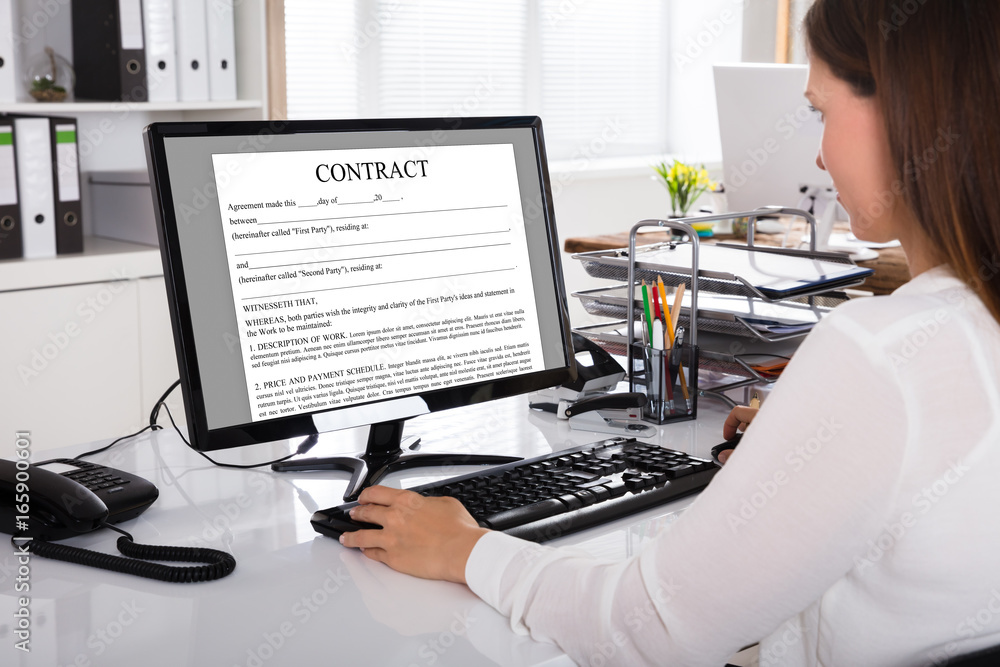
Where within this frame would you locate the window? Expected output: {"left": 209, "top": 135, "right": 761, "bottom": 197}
{"left": 284, "top": 1, "right": 743, "bottom": 162}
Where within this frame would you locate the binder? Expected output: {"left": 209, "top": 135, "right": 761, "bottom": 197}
{"left": 0, "top": 118, "right": 22, "bottom": 259}
{"left": 206, "top": 0, "right": 237, "bottom": 101}
{"left": 72, "top": 0, "right": 149, "bottom": 102}
{"left": 12, "top": 116, "right": 56, "bottom": 259}
{"left": 174, "top": 0, "right": 210, "bottom": 101}
{"left": 50, "top": 118, "right": 83, "bottom": 254}
{"left": 143, "top": 0, "right": 179, "bottom": 102}
{"left": 0, "top": 0, "right": 16, "bottom": 103}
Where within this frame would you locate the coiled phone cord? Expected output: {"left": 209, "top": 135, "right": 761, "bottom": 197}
{"left": 14, "top": 525, "right": 236, "bottom": 583}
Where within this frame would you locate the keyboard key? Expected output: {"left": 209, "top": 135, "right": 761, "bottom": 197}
{"left": 602, "top": 479, "right": 629, "bottom": 498}
{"left": 624, "top": 476, "right": 645, "bottom": 491}
{"left": 573, "top": 490, "right": 598, "bottom": 507}
{"left": 481, "top": 499, "right": 567, "bottom": 530}
{"left": 588, "top": 485, "right": 611, "bottom": 502}
{"left": 558, "top": 494, "right": 584, "bottom": 511}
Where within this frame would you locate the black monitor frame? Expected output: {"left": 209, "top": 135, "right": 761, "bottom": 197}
{"left": 144, "top": 116, "right": 575, "bottom": 466}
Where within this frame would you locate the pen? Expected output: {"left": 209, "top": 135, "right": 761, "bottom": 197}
{"left": 675, "top": 326, "right": 691, "bottom": 407}
{"left": 641, "top": 281, "right": 654, "bottom": 344}
{"left": 652, "top": 319, "right": 664, "bottom": 350}
{"left": 651, "top": 280, "right": 661, "bottom": 324}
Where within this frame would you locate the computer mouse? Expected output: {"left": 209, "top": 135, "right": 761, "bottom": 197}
{"left": 711, "top": 433, "right": 743, "bottom": 465}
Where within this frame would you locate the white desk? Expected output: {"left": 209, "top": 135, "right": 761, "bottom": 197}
{"left": 0, "top": 395, "right": 733, "bottom": 667}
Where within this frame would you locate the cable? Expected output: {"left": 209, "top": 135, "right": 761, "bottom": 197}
{"left": 74, "top": 379, "right": 182, "bottom": 459}
{"left": 43, "top": 380, "right": 314, "bottom": 584}
{"left": 149, "top": 379, "right": 181, "bottom": 429}
{"left": 75, "top": 424, "right": 157, "bottom": 459}
{"left": 14, "top": 525, "right": 236, "bottom": 583}
{"left": 77, "top": 379, "right": 316, "bottom": 468}
{"left": 160, "top": 402, "right": 316, "bottom": 468}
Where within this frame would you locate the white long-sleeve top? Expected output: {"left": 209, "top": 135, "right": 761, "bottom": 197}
{"left": 466, "top": 266, "right": 1000, "bottom": 666}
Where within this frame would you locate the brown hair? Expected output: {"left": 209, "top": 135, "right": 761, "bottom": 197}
{"left": 804, "top": 0, "right": 1000, "bottom": 323}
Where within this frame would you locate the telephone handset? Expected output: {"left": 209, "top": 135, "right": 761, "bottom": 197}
{"left": 1, "top": 458, "right": 158, "bottom": 540}
{"left": 2, "top": 458, "right": 236, "bottom": 582}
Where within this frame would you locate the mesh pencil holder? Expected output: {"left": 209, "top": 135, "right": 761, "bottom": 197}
{"left": 631, "top": 342, "right": 698, "bottom": 424}
{"left": 626, "top": 218, "right": 703, "bottom": 425}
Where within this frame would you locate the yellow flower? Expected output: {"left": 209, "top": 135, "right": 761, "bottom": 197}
{"left": 652, "top": 159, "right": 716, "bottom": 216}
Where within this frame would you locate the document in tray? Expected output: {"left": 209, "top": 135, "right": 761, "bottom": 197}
{"left": 574, "top": 321, "right": 803, "bottom": 360}
{"left": 580, "top": 285, "right": 828, "bottom": 335}
{"left": 632, "top": 243, "right": 873, "bottom": 299}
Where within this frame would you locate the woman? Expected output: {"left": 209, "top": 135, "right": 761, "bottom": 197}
{"left": 341, "top": 1, "right": 1000, "bottom": 664}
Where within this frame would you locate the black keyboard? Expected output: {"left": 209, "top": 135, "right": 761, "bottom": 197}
{"left": 312, "top": 437, "right": 719, "bottom": 543}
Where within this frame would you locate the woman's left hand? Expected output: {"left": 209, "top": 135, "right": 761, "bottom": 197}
{"left": 339, "top": 485, "right": 489, "bottom": 583}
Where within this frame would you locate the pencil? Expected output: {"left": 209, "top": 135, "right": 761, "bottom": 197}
{"left": 641, "top": 281, "right": 654, "bottom": 344}
{"left": 657, "top": 276, "right": 669, "bottom": 327}
{"left": 662, "top": 288, "right": 675, "bottom": 347}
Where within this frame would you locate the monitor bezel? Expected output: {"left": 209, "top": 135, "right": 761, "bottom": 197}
{"left": 144, "top": 116, "right": 575, "bottom": 451}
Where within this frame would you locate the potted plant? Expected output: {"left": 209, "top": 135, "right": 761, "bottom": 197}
{"left": 653, "top": 159, "right": 717, "bottom": 218}
{"left": 26, "top": 47, "right": 73, "bottom": 102}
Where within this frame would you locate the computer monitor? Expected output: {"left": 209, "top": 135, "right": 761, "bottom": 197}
{"left": 714, "top": 63, "right": 832, "bottom": 213}
{"left": 715, "top": 63, "right": 880, "bottom": 259}
{"left": 144, "top": 117, "right": 575, "bottom": 500}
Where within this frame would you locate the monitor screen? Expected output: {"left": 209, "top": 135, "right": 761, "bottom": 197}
{"left": 714, "top": 63, "right": 833, "bottom": 212}
{"left": 145, "top": 117, "right": 574, "bottom": 454}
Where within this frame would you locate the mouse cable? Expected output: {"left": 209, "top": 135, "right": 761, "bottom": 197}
{"left": 159, "top": 401, "right": 316, "bottom": 469}
{"left": 148, "top": 378, "right": 181, "bottom": 429}
{"left": 75, "top": 380, "right": 182, "bottom": 459}
{"left": 76, "top": 380, "right": 316, "bottom": 467}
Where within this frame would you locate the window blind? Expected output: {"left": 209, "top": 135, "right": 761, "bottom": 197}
{"left": 538, "top": 0, "right": 666, "bottom": 159}
{"left": 284, "top": 1, "right": 732, "bottom": 161}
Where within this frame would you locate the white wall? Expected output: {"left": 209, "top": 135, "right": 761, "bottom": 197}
{"left": 668, "top": 0, "right": 745, "bottom": 162}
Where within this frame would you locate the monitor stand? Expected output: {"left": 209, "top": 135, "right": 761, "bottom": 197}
{"left": 803, "top": 185, "right": 881, "bottom": 262}
{"left": 271, "top": 419, "right": 521, "bottom": 502}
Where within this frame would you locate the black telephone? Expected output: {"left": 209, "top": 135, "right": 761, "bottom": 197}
{"left": 0, "top": 458, "right": 159, "bottom": 540}
{"left": 2, "top": 457, "right": 236, "bottom": 582}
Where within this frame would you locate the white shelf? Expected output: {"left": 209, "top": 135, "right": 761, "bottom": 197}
{"left": 0, "top": 237, "right": 164, "bottom": 293}
{"left": 0, "top": 99, "right": 264, "bottom": 114}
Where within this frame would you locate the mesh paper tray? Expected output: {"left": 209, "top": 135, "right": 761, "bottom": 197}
{"left": 572, "top": 284, "right": 847, "bottom": 342}
{"left": 573, "top": 241, "right": 870, "bottom": 302}
{"left": 573, "top": 321, "right": 802, "bottom": 382}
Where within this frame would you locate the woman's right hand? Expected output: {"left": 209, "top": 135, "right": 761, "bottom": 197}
{"left": 718, "top": 406, "right": 759, "bottom": 464}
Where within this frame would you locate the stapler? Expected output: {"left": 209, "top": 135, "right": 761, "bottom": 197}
{"left": 529, "top": 334, "right": 654, "bottom": 436}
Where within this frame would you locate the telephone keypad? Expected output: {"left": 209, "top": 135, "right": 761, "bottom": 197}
{"left": 64, "top": 465, "right": 132, "bottom": 492}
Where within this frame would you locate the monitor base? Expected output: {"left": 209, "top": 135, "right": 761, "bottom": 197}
{"left": 271, "top": 419, "right": 521, "bottom": 501}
